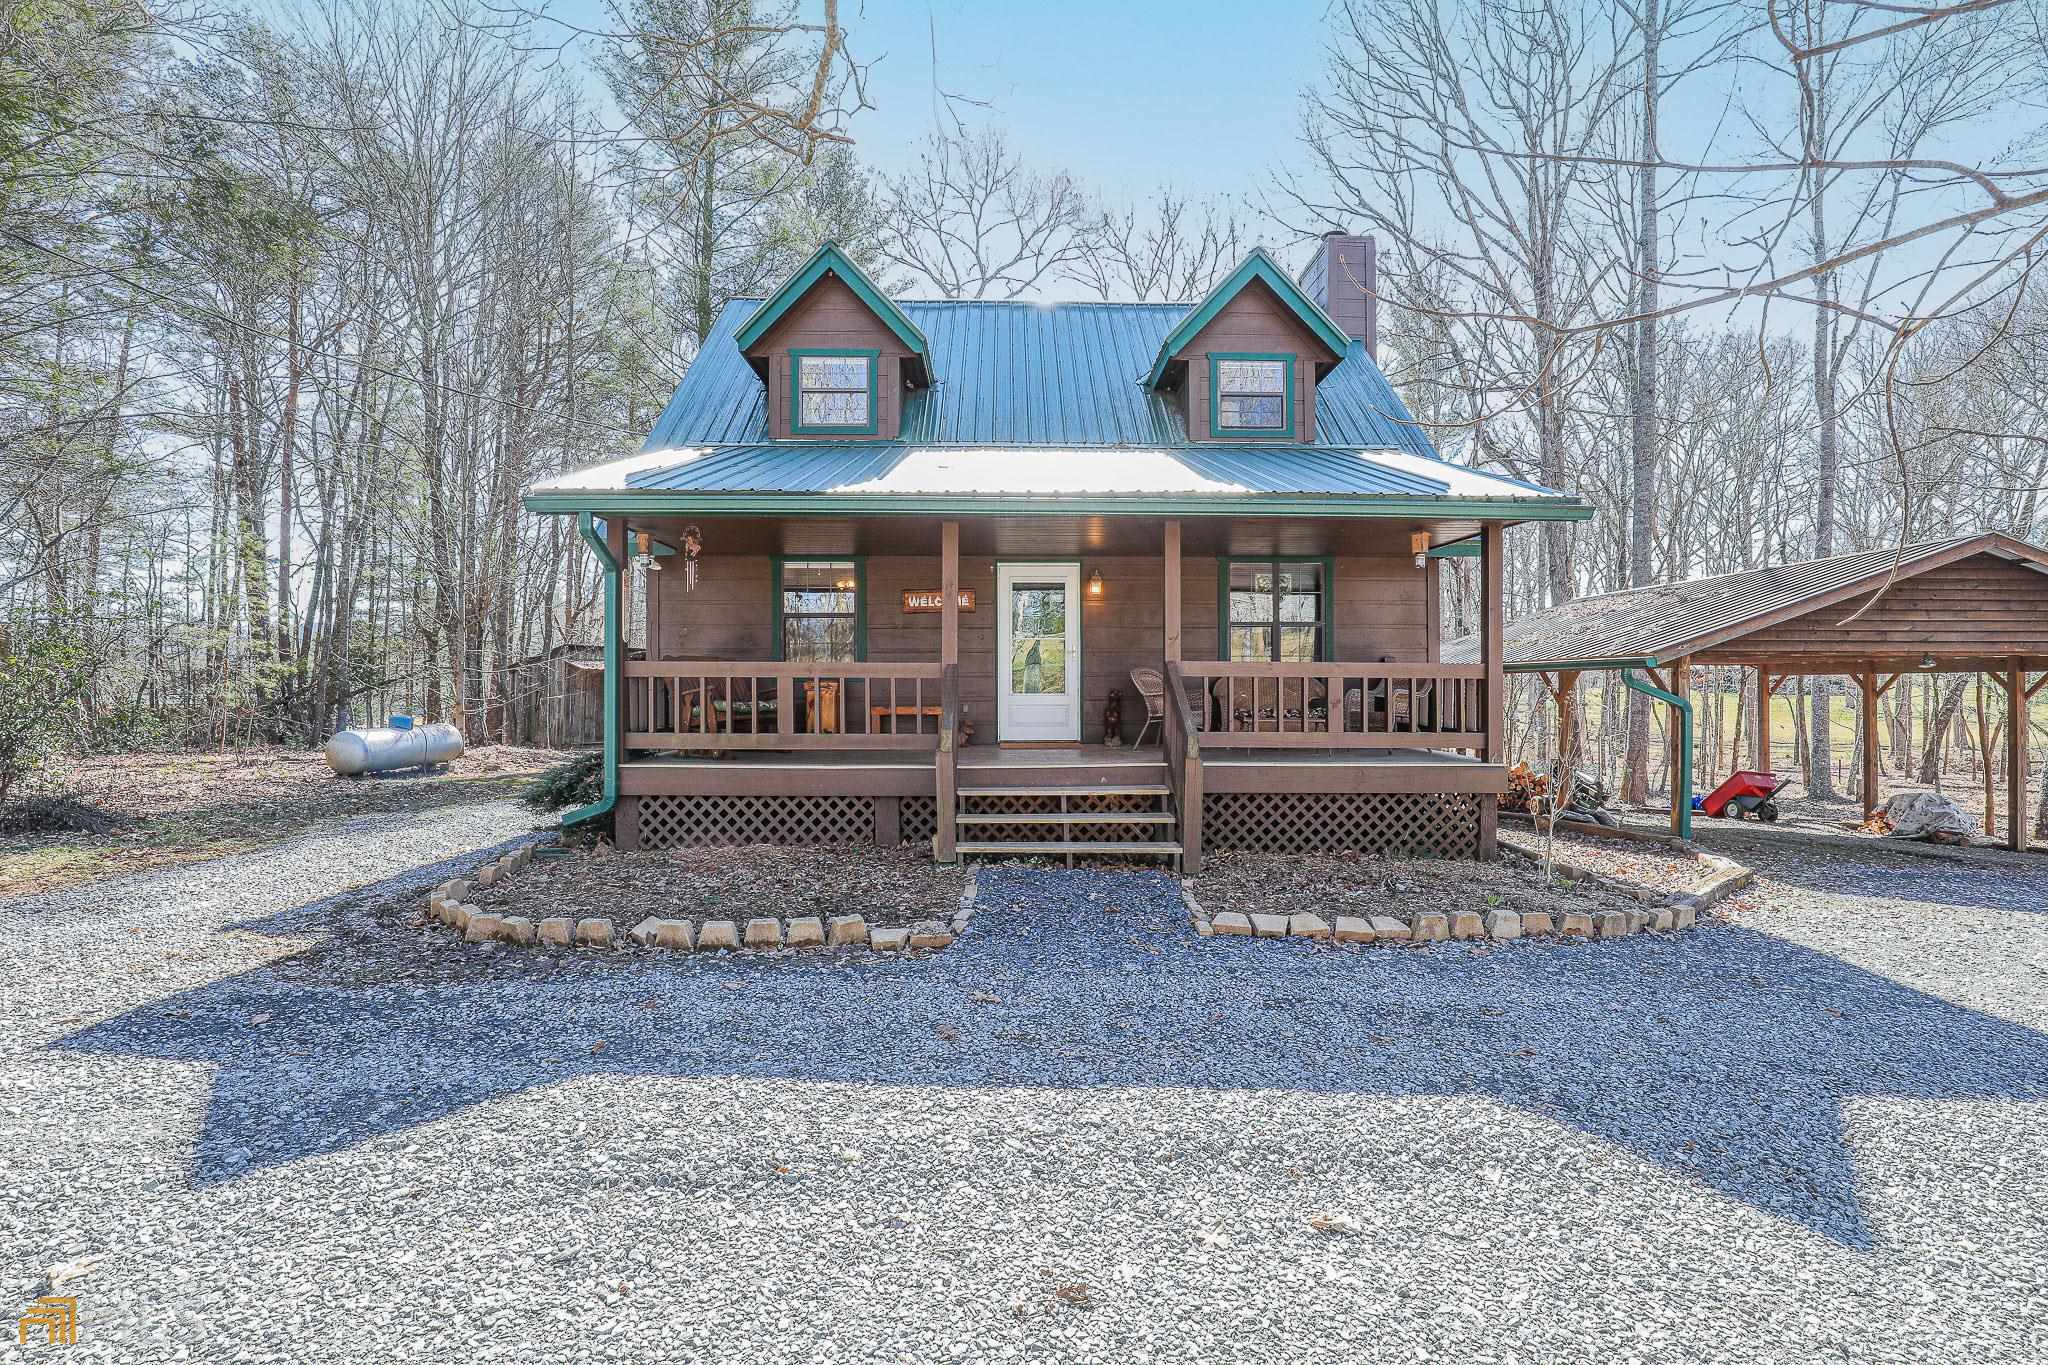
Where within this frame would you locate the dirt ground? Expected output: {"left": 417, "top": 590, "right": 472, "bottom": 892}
{"left": 0, "top": 744, "right": 572, "bottom": 900}
{"left": 1184, "top": 847, "right": 1654, "bottom": 923}
{"left": 465, "top": 843, "right": 967, "bottom": 929}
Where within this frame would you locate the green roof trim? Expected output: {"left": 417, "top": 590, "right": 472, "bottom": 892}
{"left": 734, "top": 242, "right": 929, "bottom": 360}
{"left": 526, "top": 489, "right": 1595, "bottom": 521}
{"left": 1144, "top": 248, "right": 1351, "bottom": 388}
{"left": 1429, "top": 541, "right": 1480, "bottom": 559}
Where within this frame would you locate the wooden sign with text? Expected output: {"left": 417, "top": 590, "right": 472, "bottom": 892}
{"left": 901, "top": 589, "right": 976, "bottom": 613}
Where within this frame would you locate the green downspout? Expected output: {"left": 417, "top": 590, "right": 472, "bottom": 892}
{"left": 562, "top": 512, "right": 620, "bottom": 829}
{"left": 1623, "top": 667, "right": 1691, "bottom": 840}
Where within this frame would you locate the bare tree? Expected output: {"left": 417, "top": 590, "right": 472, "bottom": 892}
{"left": 1064, "top": 189, "right": 1253, "bottom": 303}
{"left": 879, "top": 125, "right": 1094, "bottom": 300}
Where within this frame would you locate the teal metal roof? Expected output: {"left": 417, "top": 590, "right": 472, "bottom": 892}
{"left": 642, "top": 297, "right": 1446, "bottom": 460}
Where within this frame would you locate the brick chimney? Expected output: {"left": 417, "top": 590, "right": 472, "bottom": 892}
{"left": 1303, "top": 231, "right": 1376, "bottom": 360}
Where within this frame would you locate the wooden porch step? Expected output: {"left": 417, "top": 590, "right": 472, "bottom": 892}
{"left": 956, "top": 839, "right": 1184, "bottom": 857}
{"left": 957, "top": 784, "right": 1170, "bottom": 800}
{"left": 957, "top": 811, "right": 1176, "bottom": 826}
{"left": 953, "top": 766, "right": 1168, "bottom": 790}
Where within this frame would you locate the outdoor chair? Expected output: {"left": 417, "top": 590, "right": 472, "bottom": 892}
{"left": 1129, "top": 668, "right": 1165, "bottom": 747}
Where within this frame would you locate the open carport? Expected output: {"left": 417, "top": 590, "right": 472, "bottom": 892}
{"left": 1451, "top": 533, "right": 2047, "bottom": 850}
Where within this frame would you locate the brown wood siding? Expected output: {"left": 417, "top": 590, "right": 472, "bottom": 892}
{"left": 653, "top": 548, "right": 1435, "bottom": 743}
{"left": 747, "top": 273, "right": 914, "bottom": 440}
{"left": 1179, "top": 281, "right": 1327, "bottom": 442}
{"left": 1699, "top": 554, "right": 2048, "bottom": 663}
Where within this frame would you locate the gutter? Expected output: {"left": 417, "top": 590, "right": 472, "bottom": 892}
{"left": 561, "top": 511, "right": 620, "bottom": 831}
{"left": 523, "top": 491, "right": 1596, "bottom": 522}
{"left": 1503, "top": 656, "right": 1661, "bottom": 673}
{"left": 1622, "top": 667, "right": 1691, "bottom": 840}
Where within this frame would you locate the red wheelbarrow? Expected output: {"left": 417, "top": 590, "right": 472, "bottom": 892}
{"left": 1700, "top": 769, "right": 1793, "bottom": 822}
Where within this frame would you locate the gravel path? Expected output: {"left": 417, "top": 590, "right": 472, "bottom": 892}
{"left": 5, "top": 806, "right": 2047, "bottom": 1363}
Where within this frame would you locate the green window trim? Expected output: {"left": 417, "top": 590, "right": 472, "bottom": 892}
{"left": 1208, "top": 353, "right": 1296, "bottom": 440}
{"left": 789, "top": 347, "right": 881, "bottom": 437}
{"left": 1217, "top": 556, "right": 1335, "bottom": 662}
{"left": 770, "top": 555, "right": 868, "bottom": 662}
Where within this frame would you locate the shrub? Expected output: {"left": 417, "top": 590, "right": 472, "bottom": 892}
{"left": 0, "top": 619, "right": 95, "bottom": 806}
{"left": 523, "top": 750, "right": 604, "bottom": 812}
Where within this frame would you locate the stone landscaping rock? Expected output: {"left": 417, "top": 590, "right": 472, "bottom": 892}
{"left": 442, "top": 880, "right": 470, "bottom": 902}
{"left": 1289, "top": 913, "right": 1332, "bottom": 940}
{"left": 825, "top": 914, "right": 867, "bottom": 947}
{"left": 1333, "top": 916, "right": 1374, "bottom": 944}
{"left": 574, "top": 917, "right": 614, "bottom": 947}
{"left": 446, "top": 904, "right": 472, "bottom": 933}
{"left": 500, "top": 916, "right": 535, "bottom": 945}
{"left": 629, "top": 917, "right": 665, "bottom": 948}
{"left": 744, "top": 917, "right": 782, "bottom": 949}
{"left": 1448, "top": 910, "right": 1485, "bottom": 940}
{"left": 1673, "top": 904, "right": 1697, "bottom": 931}
{"left": 474, "top": 865, "right": 497, "bottom": 888}
{"left": 1596, "top": 911, "right": 1632, "bottom": 940}
{"left": 463, "top": 913, "right": 502, "bottom": 943}
{"left": 1370, "top": 916, "right": 1409, "bottom": 941}
{"left": 654, "top": 920, "right": 695, "bottom": 951}
{"left": 908, "top": 921, "right": 954, "bottom": 949}
{"left": 786, "top": 917, "right": 825, "bottom": 948}
{"left": 698, "top": 920, "right": 739, "bottom": 951}
{"left": 1559, "top": 912, "right": 1593, "bottom": 938}
{"left": 1213, "top": 912, "right": 1253, "bottom": 936}
{"left": 1250, "top": 913, "right": 1289, "bottom": 939}
{"left": 869, "top": 927, "right": 910, "bottom": 952}
{"left": 1411, "top": 912, "right": 1449, "bottom": 942}
{"left": 1650, "top": 908, "right": 1675, "bottom": 932}
{"left": 1520, "top": 911, "right": 1553, "bottom": 936}
{"left": 1484, "top": 909, "right": 1521, "bottom": 940}
{"left": 537, "top": 917, "right": 572, "bottom": 946}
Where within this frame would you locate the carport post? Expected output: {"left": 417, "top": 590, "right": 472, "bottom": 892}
{"left": 1860, "top": 671, "right": 1880, "bottom": 821}
{"left": 1668, "top": 659, "right": 1691, "bottom": 836}
{"left": 2009, "top": 660, "right": 2029, "bottom": 853}
{"left": 1753, "top": 668, "right": 1771, "bottom": 772}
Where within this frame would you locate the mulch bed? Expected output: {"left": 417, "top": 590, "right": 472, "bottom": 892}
{"left": 1185, "top": 848, "right": 1645, "bottom": 923}
{"left": 466, "top": 843, "right": 967, "bottom": 929}
{"left": 1498, "top": 828, "right": 1715, "bottom": 893}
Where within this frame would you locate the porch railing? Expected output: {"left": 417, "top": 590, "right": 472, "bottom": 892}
{"left": 1162, "top": 662, "right": 1204, "bottom": 873}
{"left": 1174, "top": 661, "right": 1488, "bottom": 749}
{"left": 622, "top": 660, "right": 948, "bottom": 752}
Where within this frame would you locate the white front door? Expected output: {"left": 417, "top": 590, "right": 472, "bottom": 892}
{"left": 997, "top": 562, "right": 1083, "bottom": 742}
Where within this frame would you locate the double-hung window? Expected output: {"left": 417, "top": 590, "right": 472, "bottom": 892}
{"left": 790, "top": 348, "right": 879, "bottom": 435}
{"left": 777, "top": 560, "right": 861, "bottom": 662}
{"left": 1223, "top": 559, "right": 1327, "bottom": 662}
{"left": 1209, "top": 353, "right": 1295, "bottom": 439}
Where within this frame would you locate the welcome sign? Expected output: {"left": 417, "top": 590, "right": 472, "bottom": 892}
{"left": 901, "top": 590, "right": 976, "bottom": 613}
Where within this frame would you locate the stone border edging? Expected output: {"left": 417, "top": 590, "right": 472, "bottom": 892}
{"left": 419, "top": 844, "right": 966, "bottom": 956}
{"left": 1498, "top": 809, "right": 1692, "bottom": 848}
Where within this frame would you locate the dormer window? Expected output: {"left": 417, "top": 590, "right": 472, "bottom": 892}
{"left": 1210, "top": 353, "right": 1294, "bottom": 439}
{"left": 792, "top": 348, "right": 879, "bottom": 435}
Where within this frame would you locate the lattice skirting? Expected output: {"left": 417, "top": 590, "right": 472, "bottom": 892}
{"left": 900, "top": 796, "right": 938, "bottom": 846}
{"left": 631, "top": 794, "right": 876, "bottom": 849}
{"left": 1202, "top": 792, "right": 1480, "bottom": 858}
{"left": 958, "top": 791, "right": 1164, "bottom": 844}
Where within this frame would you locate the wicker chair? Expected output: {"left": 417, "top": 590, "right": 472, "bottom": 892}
{"left": 1129, "top": 667, "right": 1166, "bottom": 748}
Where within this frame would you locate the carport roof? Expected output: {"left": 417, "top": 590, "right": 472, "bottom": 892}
{"left": 1445, "top": 533, "right": 2048, "bottom": 669}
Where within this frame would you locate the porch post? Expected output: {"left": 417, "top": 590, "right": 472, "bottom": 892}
{"left": 1860, "top": 670, "right": 1880, "bottom": 820}
{"left": 2009, "top": 659, "right": 2028, "bottom": 853}
{"left": 935, "top": 522, "right": 960, "bottom": 863}
{"left": 606, "top": 515, "right": 632, "bottom": 847}
{"left": 1669, "top": 657, "right": 1692, "bottom": 835}
{"left": 1753, "top": 667, "right": 1771, "bottom": 772}
{"left": 1478, "top": 521, "right": 1505, "bottom": 859}
{"left": 1163, "top": 520, "right": 1182, "bottom": 663}
{"left": 940, "top": 521, "right": 960, "bottom": 667}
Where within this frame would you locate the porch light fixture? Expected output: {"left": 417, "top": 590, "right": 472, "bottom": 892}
{"left": 834, "top": 575, "right": 857, "bottom": 591}
{"left": 636, "top": 531, "right": 662, "bottom": 571}
{"left": 1087, "top": 570, "right": 1104, "bottom": 598}
{"left": 1410, "top": 531, "right": 1431, "bottom": 569}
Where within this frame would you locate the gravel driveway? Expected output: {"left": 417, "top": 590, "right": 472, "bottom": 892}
{"left": 4, "top": 804, "right": 2046, "bottom": 1363}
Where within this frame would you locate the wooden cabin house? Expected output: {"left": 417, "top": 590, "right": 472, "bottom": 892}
{"left": 521, "top": 237, "right": 1592, "bottom": 870}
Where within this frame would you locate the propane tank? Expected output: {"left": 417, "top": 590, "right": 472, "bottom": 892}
{"left": 324, "top": 722, "right": 465, "bottom": 776}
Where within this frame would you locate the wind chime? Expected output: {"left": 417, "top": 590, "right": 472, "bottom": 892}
{"left": 680, "top": 524, "right": 703, "bottom": 591}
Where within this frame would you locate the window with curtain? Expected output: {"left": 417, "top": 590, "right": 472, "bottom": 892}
{"left": 792, "top": 351, "right": 876, "bottom": 433}
{"left": 780, "top": 561, "right": 859, "bottom": 661}
{"left": 1225, "top": 560, "right": 1325, "bottom": 662}
{"left": 1210, "top": 354, "right": 1293, "bottom": 436}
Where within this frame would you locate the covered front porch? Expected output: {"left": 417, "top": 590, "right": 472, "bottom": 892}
{"left": 587, "top": 510, "right": 1510, "bottom": 868}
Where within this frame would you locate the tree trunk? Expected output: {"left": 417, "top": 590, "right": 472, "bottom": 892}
{"left": 1917, "top": 677, "right": 1970, "bottom": 784}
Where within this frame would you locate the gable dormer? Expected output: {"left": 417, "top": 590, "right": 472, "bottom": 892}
{"left": 735, "top": 243, "right": 931, "bottom": 441}
{"left": 1144, "top": 249, "right": 1349, "bottom": 443}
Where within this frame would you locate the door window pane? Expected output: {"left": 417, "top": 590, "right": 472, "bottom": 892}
{"left": 1009, "top": 583, "right": 1068, "bottom": 694}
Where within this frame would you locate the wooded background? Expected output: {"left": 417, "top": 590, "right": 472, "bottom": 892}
{"left": 4, "top": 0, "right": 2045, "bottom": 830}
